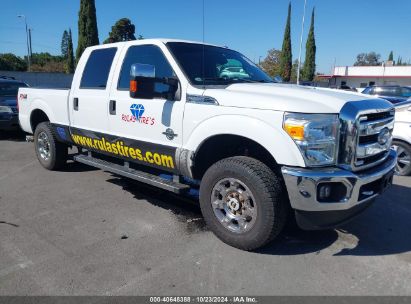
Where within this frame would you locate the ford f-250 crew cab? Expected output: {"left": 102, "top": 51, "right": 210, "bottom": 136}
{"left": 18, "top": 39, "right": 396, "bottom": 250}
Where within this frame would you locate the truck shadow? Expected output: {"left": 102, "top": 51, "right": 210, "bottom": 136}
{"left": 0, "top": 130, "right": 26, "bottom": 141}
{"left": 330, "top": 182, "right": 411, "bottom": 257}
{"left": 106, "top": 175, "right": 411, "bottom": 257}
{"left": 61, "top": 160, "right": 100, "bottom": 172}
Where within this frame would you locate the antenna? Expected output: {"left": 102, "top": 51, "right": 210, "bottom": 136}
{"left": 297, "top": 0, "right": 307, "bottom": 85}
{"left": 202, "top": 0, "right": 205, "bottom": 89}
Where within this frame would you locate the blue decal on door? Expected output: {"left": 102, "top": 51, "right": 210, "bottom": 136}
{"left": 130, "top": 104, "right": 145, "bottom": 119}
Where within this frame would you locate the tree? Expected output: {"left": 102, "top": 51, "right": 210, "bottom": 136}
{"left": 259, "top": 49, "right": 281, "bottom": 77}
{"left": 388, "top": 51, "right": 394, "bottom": 62}
{"left": 61, "top": 30, "right": 69, "bottom": 58}
{"left": 67, "top": 29, "right": 75, "bottom": 73}
{"left": 28, "top": 52, "right": 65, "bottom": 72}
{"left": 104, "top": 18, "right": 136, "bottom": 44}
{"left": 302, "top": 8, "right": 316, "bottom": 81}
{"left": 76, "top": 0, "right": 99, "bottom": 62}
{"left": 0, "top": 53, "right": 27, "bottom": 71}
{"left": 279, "top": 2, "right": 292, "bottom": 82}
{"left": 354, "top": 52, "right": 381, "bottom": 66}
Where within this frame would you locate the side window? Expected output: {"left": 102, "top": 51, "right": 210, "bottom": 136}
{"left": 118, "top": 45, "right": 175, "bottom": 94}
{"left": 80, "top": 48, "right": 117, "bottom": 89}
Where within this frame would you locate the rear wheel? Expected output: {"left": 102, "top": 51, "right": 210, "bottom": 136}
{"left": 34, "top": 122, "right": 67, "bottom": 170}
{"left": 199, "top": 156, "right": 288, "bottom": 250}
{"left": 392, "top": 140, "right": 411, "bottom": 176}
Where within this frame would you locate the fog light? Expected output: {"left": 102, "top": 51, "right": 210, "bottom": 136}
{"left": 317, "top": 182, "right": 348, "bottom": 203}
{"left": 318, "top": 184, "right": 331, "bottom": 199}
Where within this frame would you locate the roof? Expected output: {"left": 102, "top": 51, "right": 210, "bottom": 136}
{"left": 0, "top": 76, "right": 25, "bottom": 83}
{"left": 90, "top": 38, "right": 222, "bottom": 49}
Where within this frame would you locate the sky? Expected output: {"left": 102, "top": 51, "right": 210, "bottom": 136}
{"left": 1, "top": 0, "right": 411, "bottom": 74}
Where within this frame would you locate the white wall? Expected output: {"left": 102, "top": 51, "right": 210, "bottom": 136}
{"left": 333, "top": 66, "right": 411, "bottom": 89}
{"left": 336, "top": 77, "right": 411, "bottom": 89}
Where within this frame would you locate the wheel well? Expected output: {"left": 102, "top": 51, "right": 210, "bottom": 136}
{"left": 192, "top": 134, "right": 279, "bottom": 180}
{"left": 393, "top": 138, "right": 411, "bottom": 147}
{"left": 30, "top": 109, "right": 49, "bottom": 132}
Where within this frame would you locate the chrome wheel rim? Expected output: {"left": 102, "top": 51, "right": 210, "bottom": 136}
{"left": 393, "top": 145, "right": 411, "bottom": 175}
{"left": 211, "top": 178, "right": 257, "bottom": 234}
{"left": 37, "top": 131, "right": 51, "bottom": 161}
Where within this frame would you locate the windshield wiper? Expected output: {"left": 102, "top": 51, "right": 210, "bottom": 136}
{"left": 196, "top": 77, "right": 273, "bottom": 84}
{"left": 231, "top": 79, "right": 273, "bottom": 84}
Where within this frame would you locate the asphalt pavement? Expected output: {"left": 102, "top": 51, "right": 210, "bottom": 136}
{"left": 1, "top": 132, "right": 411, "bottom": 295}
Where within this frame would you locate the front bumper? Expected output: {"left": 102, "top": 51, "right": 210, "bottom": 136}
{"left": 0, "top": 114, "right": 19, "bottom": 130}
{"left": 281, "top": 149, "right": 396, "bottom": 229}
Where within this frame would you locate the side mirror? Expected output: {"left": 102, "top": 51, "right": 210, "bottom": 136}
{"left": 130, "top": 63, "right": 179, "bottom": 100}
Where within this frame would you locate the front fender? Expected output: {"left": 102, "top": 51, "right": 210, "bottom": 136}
{"left": 183, "top": 114, "right": 306, "bottom": 167}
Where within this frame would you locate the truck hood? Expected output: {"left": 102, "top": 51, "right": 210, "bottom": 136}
{"left": 203, "top": 83, "right": 375, "bottom": 113}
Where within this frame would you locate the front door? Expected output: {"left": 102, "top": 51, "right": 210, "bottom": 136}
{"left": 108, "top": 44, "right": 185, "bottom": 172}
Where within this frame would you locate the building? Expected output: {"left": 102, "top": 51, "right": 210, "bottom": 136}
{"left": 319, "top": 64, "right": 411, "bottom": 90}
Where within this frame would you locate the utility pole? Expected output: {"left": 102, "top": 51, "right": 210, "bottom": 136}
{"left": 297, "top": 0, "right": 307, "bottom": 85}
{"left": 17, "top": 15, "right": 31, "bottom": 71}
{"left": 28, "top": 28, "right": 33, "bottom": 58}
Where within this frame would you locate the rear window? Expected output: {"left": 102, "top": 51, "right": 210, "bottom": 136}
{"left": 0, "top": 82, "right": 27, "bottom": 96}
{"left": 80, "top": 48, "right": 117, "bottom": 89}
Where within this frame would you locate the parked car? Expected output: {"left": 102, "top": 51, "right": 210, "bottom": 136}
{"left": 219, "top": 66, "right": 250, "bottom": 79}
{"left": 362, "top": 85, "right": 411, "bottom": 104}
{"left": 0, "top": 76, "right": 28, "bottom": 131}
{"left": 18, "top": 39, "right": 396, "bottom": 250}
{"left": 361, "top": 86, "right": 411, "bottom": 175}
{"left": 392, "top": 101, "right": 411, "bottom": 176}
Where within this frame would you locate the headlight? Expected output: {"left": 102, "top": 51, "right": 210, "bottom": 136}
{"left": 283, "top": 113, "right": 339, "bottom": 166}
{"left": 0, "top": 106, "right": 13, "bottom": 113}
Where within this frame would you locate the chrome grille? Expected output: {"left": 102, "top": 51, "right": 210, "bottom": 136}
{"left": 339, "top": 99, "right": 395, "bottom": 172}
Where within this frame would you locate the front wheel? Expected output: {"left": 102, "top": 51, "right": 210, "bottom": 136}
{"left": 34, "top": 122, "right": 68, "bottom": 170}
{"left": 392, "top": 140, "right": 411, "bottom": 176}
{"left": 199, "top": 156, "right": 288, "bottom": 250}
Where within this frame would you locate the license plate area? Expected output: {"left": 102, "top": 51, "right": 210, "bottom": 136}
{"left": 358, "top": 171, "right": 394, "bottom": 201}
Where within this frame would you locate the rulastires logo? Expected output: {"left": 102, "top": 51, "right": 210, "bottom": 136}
{"left": 122, "top": 104, "right": 155, "bottom": 125}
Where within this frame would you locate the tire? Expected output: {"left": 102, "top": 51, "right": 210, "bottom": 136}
{"left": 199, "top": 156, "right": 288, "bottom": 250}
{"left": 393, "top": 140, "right": 411, "bottom": 176}
{"left": 34, "top": 122, "right": 67, "bottom": 170}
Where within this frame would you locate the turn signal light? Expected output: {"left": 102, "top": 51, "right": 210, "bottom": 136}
{"left": 130, "top": 80, "right": 138, "bottom": 93}
{"left": 284, "top": 124, "right": 305, "bottom": 141}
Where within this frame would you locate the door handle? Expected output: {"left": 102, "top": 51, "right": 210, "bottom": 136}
{"left": 73, "top": 98, "right": 79, "bottom": 111}
{"left": 109, "top": 100, "right": 116, "bottom": 115}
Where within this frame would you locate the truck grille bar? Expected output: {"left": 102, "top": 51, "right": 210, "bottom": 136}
{"left": 338, "top": 99, "right": 395, "bottom": 172}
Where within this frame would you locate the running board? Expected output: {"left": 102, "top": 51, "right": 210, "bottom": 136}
{"left": 73, "top": 154, "right": 190, "bottom": 194}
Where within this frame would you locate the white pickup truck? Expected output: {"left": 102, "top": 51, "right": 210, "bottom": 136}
{"left": 19, "top": 39, "right": 396, "bottom": 250}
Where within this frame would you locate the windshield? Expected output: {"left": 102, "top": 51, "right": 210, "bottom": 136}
{"left": 0, "top": 82, "right": 27, "bottom": 96}
{"left": 167, "top": 42, "right": 273, "bottom": 86}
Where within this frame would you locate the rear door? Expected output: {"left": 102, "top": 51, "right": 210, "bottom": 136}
{"left": 69, "top": 46, "right": 119, "bottom": 133}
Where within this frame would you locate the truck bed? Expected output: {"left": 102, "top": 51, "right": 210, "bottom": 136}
{"left": 18, "top": 87, "right": 70, "bottom": 134}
